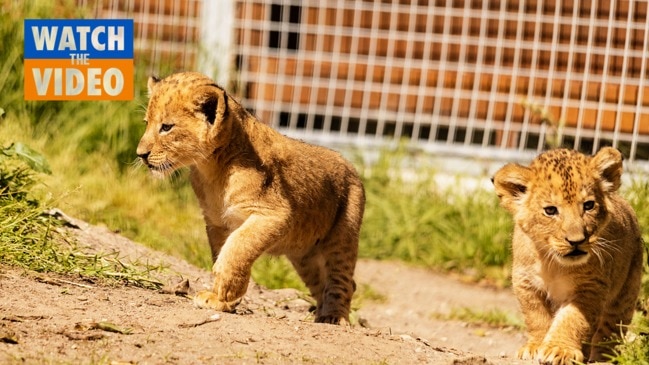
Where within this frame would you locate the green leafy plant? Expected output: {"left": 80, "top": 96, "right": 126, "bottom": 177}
{"left": 2, "top": 142, "right": 51, "bottom": 174}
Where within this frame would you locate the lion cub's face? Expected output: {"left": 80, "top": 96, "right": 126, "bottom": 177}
{"left": 136, "top": 72, "right": 227, "bottom": 177}
{"left": 493, "top": 148, "right": 623, "bottom": 267}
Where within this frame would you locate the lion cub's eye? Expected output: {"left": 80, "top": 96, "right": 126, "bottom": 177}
{"left": 583, "top": 200, "right": 595, "bottom": 211}
{"left": 160, "top": 123, "right": 174, "bottom": 133}
{"left": 543, "top": 206, "right": 558, "bottom": 216}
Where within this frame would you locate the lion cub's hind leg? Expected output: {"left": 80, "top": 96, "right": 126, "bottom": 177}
{"left": 288, "top": 249, "right": 326, "bottom": 315}
{"left": 316, "top": 186, "right": 364, "bottom": 325}
{"left": 318, "top": 243, "right": 357, "bottom": 325}
{"left": 317, "top": 212, "right": 360, "bottom": 325}
{"left": 290, "top": 219, "right": 359, "bottom": 324}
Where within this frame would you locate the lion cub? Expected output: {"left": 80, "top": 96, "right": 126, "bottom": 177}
{"left": 136, "top": 72, "right": 365, "bottom": 324}
{"left": 493, "top": 148, "right": 643, "bottom": 364}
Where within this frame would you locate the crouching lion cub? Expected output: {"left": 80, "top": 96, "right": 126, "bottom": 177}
{"left": 493, "top": 147, "right": 643, "bottom": 364}
{"left": 136, "top": 72, "right": 365, "bottom": 324}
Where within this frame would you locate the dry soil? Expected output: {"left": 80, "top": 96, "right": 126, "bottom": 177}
{"left": 0, "top": 218, "right": 536, "bottom": 365}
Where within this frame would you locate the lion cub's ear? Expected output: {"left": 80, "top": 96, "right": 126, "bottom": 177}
{"left": 147, "top": 75, "right": 161, "bottom": 97}
{"left": 591, "top": 147, "right": 623, "bottom": 193}
{"left": 492, "top": 163, "right": 531, "bottom": 213}
{"left": 199, "top": 85, "right": 228, "bottom": 127}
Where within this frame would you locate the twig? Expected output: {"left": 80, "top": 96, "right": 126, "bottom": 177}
{"left": 73, "top": 321, "right": 133, "bottom": 335}
{"left": 62, "top": 331, "right": 104, "bottom": 341}
{"left": 90, "top": 321, "right": 133, "bottom": 335}
{"left": 178, "top": 314, "right": 221, "bottom": 328}
{"left": 52, "top": 277, "right": 94, "bottom": 289}
{"left": 35, "top": 275, "right": 94, "bottom": 289}
{"left": 2, "top": 315, "right": 47, "bottom": 322}
{"left": 103, "top": 271, "right": 163, "bottom": 286}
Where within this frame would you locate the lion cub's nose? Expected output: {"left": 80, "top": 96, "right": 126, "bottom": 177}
{"left": 566, "top": 234, "right": 587, "bottom": 246}
{"left": 137, "top": 150, "right": 151, "bottom": 163}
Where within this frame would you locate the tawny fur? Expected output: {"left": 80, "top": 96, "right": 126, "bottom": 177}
{"left": 136, "top": 72, "right": 365, "bottom": 324}
{"left": 493, "top": 147, "right": 643, "bottom": 364}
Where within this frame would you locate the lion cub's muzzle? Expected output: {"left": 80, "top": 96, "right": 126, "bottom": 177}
{"left": 137, "top": 150, "right": 151, "bottom": 166}
{"left": 136, "top": 150, "right": 172, "bottom": 176}
{"left": 137, "top": 151, "right": 159, "bottom": 171}
{"left": 557, "top": 233, "right": 591, "bottom": 264}
{"left": 565, "top": 247, "right": 588, "bottom": 257}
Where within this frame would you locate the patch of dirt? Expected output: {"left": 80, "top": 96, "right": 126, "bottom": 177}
{"left": 0, "top": 219, "right": 535, "bottom": 364}
{"left": 354, "top": 260, "right": 526, "bottom": 358}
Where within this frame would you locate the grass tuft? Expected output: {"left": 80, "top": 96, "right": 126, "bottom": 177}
{"left": 0, "top": 145, "right": 164, "bottom": 290}
{"left": 610, "top": 314, "right": 649, "bottom": 365}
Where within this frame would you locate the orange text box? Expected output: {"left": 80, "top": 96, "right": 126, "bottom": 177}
{"left": 24, "top": 59, "right": 133, "bottom": 101}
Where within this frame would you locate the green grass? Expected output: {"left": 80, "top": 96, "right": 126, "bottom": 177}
{"left": 352, "top": 283, "right": 387, "bottom": 307}
{"left": 251, "top": 256, "right": 307, "bottom": 292}
{"left": 358, "top": 147, "right": 513, "bottom": 286}
{"left": 432, "top": 306, "right": 525, "bottom": 330}
{"left": 611, "top": 313, "right": 649, "bottom": 365}
{"left": 1, "top": 1, "right": 212, "bottom": 271}
{"left": 0, "top": 145, "right": 164, "bottom": 290}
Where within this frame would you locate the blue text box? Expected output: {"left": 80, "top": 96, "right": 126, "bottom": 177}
{"left": 24, "top": 19, "right": 133, "bottom": 59}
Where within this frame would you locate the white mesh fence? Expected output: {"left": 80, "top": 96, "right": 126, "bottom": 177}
{"left": 77, "top": 0, "right": 202, "bottom": 73}
{"left": 232, "top": 0, "right": 649, "bottom": 167}
{"left": 73, "top": 0, "right": 649, "bottom": 167}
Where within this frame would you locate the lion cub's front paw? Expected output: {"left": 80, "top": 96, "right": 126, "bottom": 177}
{"left": 516, "top": 342, "right": 540, "bottom": 360}
{"left": 193, "top": 290, "right": 238, "bottom": 312}
{"left": 535, "top": 343, "right": 583, "bottom": 365}
{"left": 315, "top": 314, "right": 348, "bottom": 326}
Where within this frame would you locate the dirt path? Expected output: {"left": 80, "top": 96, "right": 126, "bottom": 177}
{"left": 0, "top": 221, "right": 534, "bottom": 364}
{"left": 355, "top": 260, "right": 526, "bottom": 357}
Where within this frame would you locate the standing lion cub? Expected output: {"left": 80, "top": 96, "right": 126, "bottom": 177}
{"left": 136, "top": 72, "right": 365, "bottom": 324}
{"left": 493, "top": 147, "right": 643, "bottom": 364}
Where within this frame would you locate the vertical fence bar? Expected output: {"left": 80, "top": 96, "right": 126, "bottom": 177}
{"left": 428, "top": 2, "right": 452, "bottom": 144}
{"left": 411, "top": 3, "right": 437, "bottom": 144}
{"left": 631, "top": 1, "right": 649, "bottom": 164}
